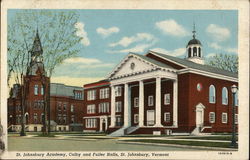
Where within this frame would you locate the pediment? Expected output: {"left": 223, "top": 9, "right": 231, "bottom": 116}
{"left": 108, "top": 54, "right": 158, "bottom": 79}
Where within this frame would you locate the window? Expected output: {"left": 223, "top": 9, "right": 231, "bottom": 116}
{"left": 193, "top": 47, "right": 197, "bottom": 56}
{"left": 209, "top": 112, "right": 215, "bottom": 123}
{"left": 164, "top": 93, "right": 170, "bottom": 105}
{"left": 63, "top": 114, "right": 67, "bottom": 124}
{"left": 148, "top": 95, "right": 154, "bottom": 106}
{"left": 115, "top": 86, "right": 122, "bottom": 97}
{"left": 34, "top": 85, "right": 38, "bottom": 95}
{"left": 209, "top": 85, "right": 216, "bottom": 103}
{"left": 87, "top": 104, "right": 96, "bottom": 114}
{"left": 41, "top": 86, "right": 44, "bottom": 95}
{"left": 57, "top": 114, "right": 62, "bottom": 123}
{"left": 164, "top": 112, "right": 171, "bottom": 123}
{"left": 188, "top": 48, "right": 191, "bottom": 57}
{"left": 115, "top": 101, "right": 122, "bottom": 112}
{"left": 134, "top": 97, "right": 139, "bottom": 107}
{"left": 86, "top": 118, "right": 97, "bottom": 128}
{"left": 70, "top": 105, "right": 74, "bottom": 112}
{"left": 87, "top": 90, "right": 96, "bottom": 100}
{"left": 100, "top": 88, "right": 110, "bottom": 99}
{"left": 235, "top": 91, "right": 239, "bottom": 106}
{"left": 222, "top": 113, "right": 228, "bottom": 123}
{"left": 222, "top": 87, "right": 228, "bottom": 105}
{"left": 198, "top": 47, "right": 201, "bottom": 57}
{"left": 63, "top": 103, "right": 67, "bottom": 111}
{"left": 34, "top": 113, "right": 38, "bottom": 123}
{"left": 115, "top": 116, "right": 122, "bottom": 126}
{"left": 134, "top": 114, "right": 139, "bottom": 123}
{"left": 235, "top": 114, "right": 238, "bottom": 124}
{"left": 71, "top": 115, "right": 75, "bottom": 123}
{"left": 57, "top": 102, "right": 61, "bottom": 111}
{"left": 99, "top": 102, "right": 109, "bottom": 113}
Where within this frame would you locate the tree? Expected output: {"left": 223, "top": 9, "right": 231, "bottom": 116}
{"left": 206, "top": 53, "right": 238, "bottom": 73}
{"left": 8, "top": 10, "right": 82, "bottom": 135}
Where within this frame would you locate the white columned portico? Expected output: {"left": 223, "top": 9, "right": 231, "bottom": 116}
{"left": 173, "top": 80, "right": 178, "bottom": 127}
{"left": 123, "top": 83, "right": 131, "bottom": 127}
{"left": 139, "top": 80, "right": 144, "bottom": 127}
{"left": 154, "top": 77, "right": 163, "bottom": 127}
{"left": 110, "top": 85, "right": 116, "bottom": 127}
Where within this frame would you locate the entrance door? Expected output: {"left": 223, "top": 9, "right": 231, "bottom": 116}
{"left": 102, "top": 122, "right": 106, "bottom": 132}
{"left": 195, "top": 103, "right": 205, "bottom": 131}
{"left": 147, "top": 110, "right": 155, "bottom": 126}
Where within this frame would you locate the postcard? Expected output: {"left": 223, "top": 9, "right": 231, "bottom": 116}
{"left": 1, "top": 0, "right": 249, "bottom": 159}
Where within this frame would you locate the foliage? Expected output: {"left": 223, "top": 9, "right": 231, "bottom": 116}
{"left": 7, "top": 10, "right": 82, "bottom": 86}
{"left": 205, "top": 53, "right": 238, "bottom": 73}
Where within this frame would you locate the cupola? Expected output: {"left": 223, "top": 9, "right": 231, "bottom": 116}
{"left": 186, "top": 23, "right": 204, "bottom": 65}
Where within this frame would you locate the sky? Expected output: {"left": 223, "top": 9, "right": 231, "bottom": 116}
{"left": 8, "top": 10, "right": 238, "bottom": 87}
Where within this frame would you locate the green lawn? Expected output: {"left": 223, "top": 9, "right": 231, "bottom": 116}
{"left": 123, "top": 139, "right": 236, "bottom": 148}
{"left": 176, "top": 135, "right": 238, "bottom": 141}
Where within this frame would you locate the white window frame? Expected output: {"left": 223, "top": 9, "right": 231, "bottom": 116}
{"left": 41, "top": 86, "right": 44, "bottom": 95}
{"left": 222, "top": 112, "right": 228, "bottom": 123}
{"left": 148, "top": 95, "right": 154, "bottom": 106}
{"left": 209, "top": 85, "right": 216, "bottom": 103}
{"left": 99, "top": 102, "right": 109, "bottom": 113}
{"left": 87, "top": 104, "right": 96, "bottom": 114}
{"left": 70, "top": 105, "right": 74, "bottom": 112}
{"left": 222, "top": 87, "right": 228, "bottom": 105}
{"left": 115, "top": 86, "right": 122, "bottom": 97}
{"left": 115, "top": 101, "right": 122, "bottom": 112}
{"left": 87, "top": 90, "right": 96, "bottom": 101}
{"left": 34, "top": 85, "right": 39, "bottom": 95}
{"left": 164, "top": 93, "right": 170, "bottom": 105}
{"left": 164, "top": 112, "right": 171, "bottom": 123}
{"left": 209, "top": 112, "right": 215, "bottom": 123}
{"left": 134, "top": 97, "right": 139, "bottom": 107}
{"left": 235, "top": 91, "right": 239, "bottom": 106}
{"left": 85, "top": 118, "right": 97, "bottom": 128}
{"left": 134, "top": 114, "right": 139, "bottom": 123}
{"left": 235, "top": 114, "right": 238, "bottom": 124}
{"left": 100, "top": 88, "right": 110, "bottom": 99}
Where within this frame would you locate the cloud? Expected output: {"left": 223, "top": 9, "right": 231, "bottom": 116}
{"left": 75, "top": 22, "right": 90, "bottom": 46}
{"left": 109, "top": 33, "right": 157, "bottom": 47}
{"left": 206, "top": 53, "right": 216, "bottom": 58}
{"left": 64, "top": 57, "right": 101, "bottom": 64}
{"left": 209, "top": 42, "right": 222, "bottom": 50}
{"left": 206, "top": 24, "right": 230, "bottom": 42}
{"left": 108, "top": 43, "right": 155, "bottom": 54}
{"left": 155, "top": 19, "right": 189, "bottom": 37}
{"left": 208, "top": 42, "right": 238, "bottom": 54}
{"left": 151, "top": 47, "right": 186, "bottom": 57}
{"left": 96, "top": 27, "right": 120, "bottom": 38}
{"left": 51, "top": 76, "right": 104, "bottom": 87}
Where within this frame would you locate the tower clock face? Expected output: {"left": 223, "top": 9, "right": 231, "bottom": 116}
{"left": 197, "top": 83, "right": 202, "bottom": 91}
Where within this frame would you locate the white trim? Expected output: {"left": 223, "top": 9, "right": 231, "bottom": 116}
{"left": 209, "top": 112, "right": 216, "bottom": 123}
{"left": 221, "top": 112, "right": 228, "bottom": 123}
{"left": 83, "top": 115, "right": 111, "bottom": 119}
{"left": 148, "top": 95, "right": 154, "bottom": 106}
{"left": 178, "top": 68, "right": 238, "bottom": 82}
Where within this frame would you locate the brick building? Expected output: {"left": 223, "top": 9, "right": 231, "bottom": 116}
{"left": 7, "top": 30, "right": 84, "bottom": 132}
{"left": 83, "top": 29, "right": 238, "bottom": 136}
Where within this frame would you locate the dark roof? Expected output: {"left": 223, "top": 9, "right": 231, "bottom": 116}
{"left": 148, "top": 51, "right": 238, "bottom": 78}
{"left": 187, "top": 38, "right": 202, "bottom": 46}
{"left": 130, "top": 52, "right": 174, "bottom": 69}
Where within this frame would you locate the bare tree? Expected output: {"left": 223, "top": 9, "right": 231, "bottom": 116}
{"left": 206, "top": 53, "right": 238, "bottom": 73}
{"left": 8, "top": 10, "right": 82, "bottom": 135}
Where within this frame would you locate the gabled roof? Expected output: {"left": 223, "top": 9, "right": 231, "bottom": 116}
{"left": 148, "top": 51, "right": 238, "bottom": 78}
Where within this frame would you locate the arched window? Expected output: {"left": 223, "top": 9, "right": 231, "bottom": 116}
{"left": 193, "top": 47, "right": 197, "bottom": 56}
{"left": 188, "top": 48, "right": 191, "bottom": 57}
{"left": 209, "top": 85, "right": 216, "bottom": 103}
{"left": 198, "top": 47, "right": 201, "bottom": 57}
{"left": 222, "top": 87, "right": 228, "bottom": 105}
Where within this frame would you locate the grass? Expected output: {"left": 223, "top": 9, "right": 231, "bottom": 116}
{"left": 68, "top": 136, "right": 113, "bottom": 140}
{"left": 35, "top": 133, "right": 56, "bottom": 137}
{"left": 177, "top": 135, "right": 238, "bottom": 141}
{"left": 122, "top": 134, "right": 172, "bottom": 137}
{"left": 123, "top": 139, "right": 236, "bottom": 148}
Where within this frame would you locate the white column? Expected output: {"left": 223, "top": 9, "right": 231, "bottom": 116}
{"left": 173, "top": 80, "right": 178, "bottom": 127}
{"left": 123, "top": 83, "right": 131, "bottom": 127}
{"left": 191, "top": 46, "right": 193, "bottom": 57}
{"left": 109, "top": 85, "right": 116, "bottom": 127}
{"left": 139, "top": 80, "right": 144, "bottom": 127}
{"left": 155, "top": 77, "right": 162, "bottom": 127}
